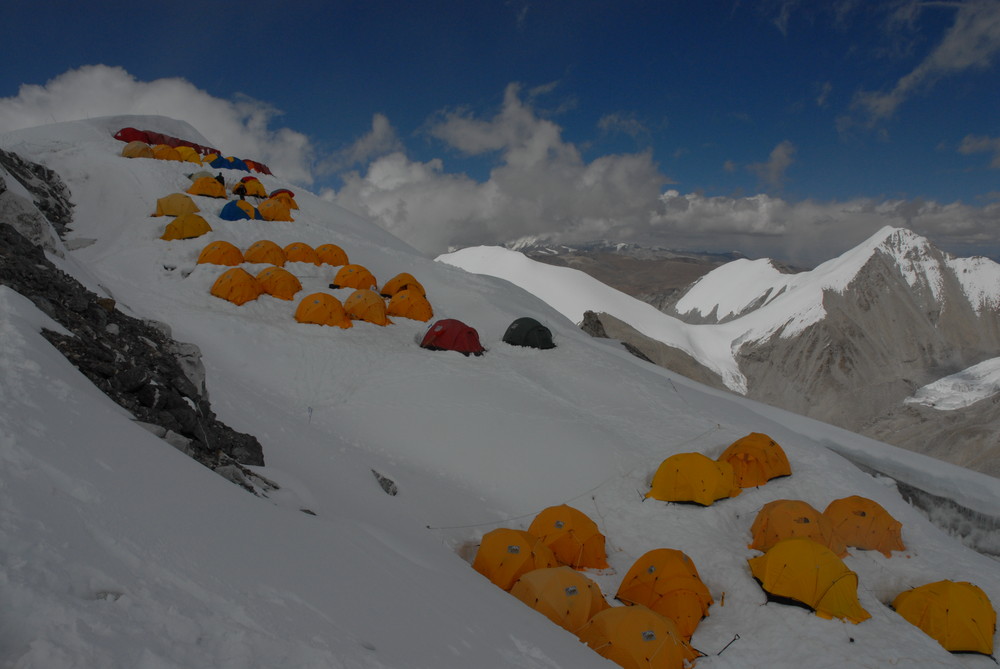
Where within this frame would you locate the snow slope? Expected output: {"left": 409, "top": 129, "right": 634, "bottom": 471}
{"left": 1, "top": 116, "right": 999, "bottom": 668}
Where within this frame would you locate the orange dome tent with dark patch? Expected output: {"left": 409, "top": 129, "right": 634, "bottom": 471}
{"left": 892, "top": 580, "right": 995, "bottom": 655}
{"left": 244, "top": 240, "right": 286, "bottom": 266}
{"left": 717, "top": 432, "right": 791, "bottom": 488}
{"left": 645, "top": 452, "right": 740, "bottom": 506}
{"left": 210, "top": 268, "right": 262, "bottom": 306}
{"left": 509, "top": 566, "right": 610, "bottom": 634}
{"left": 315, "top": 243, "right": 349, "bottom": 266}
{"left": 294, "top": 293, "right": 352, "bottom": 329}
{"left": 258, "top": 196, "right": 293, "bottom": 221}
{"left": 527, "top": 504, "right": 610, "bottom": 570}
{"left": 152, "top": 193, "right": 199, "bottom": 217}
{"left": 386, "top": 288, "right": 433, "bottom": 322}
{"left": 160, "top": 214, "right": 212, "bottom": 241}
{"left": 187, "top": 176, "right": 228, "bottom": 199}
{"left": 379, "top": 272, "right": 425, "bottom": 298}
{"left": 615, "top": 548, "right": 713, "bottom": 639}
{"left": 121, "top": 141, "right": 154, "bottom": 159}
{"left": 749, "top": 499, "right": 847, "bottom": 557}
{"left": 283, "top": 242, "right": 320, "bottom": 265}
{"left": 344, "top": 289, "right": 392, "bottom": 326}
{"left": 256, "top": 266, "right": 302, "bottom": 300}
{"left": 748, "top": 538, "right": 870, "bottom": 624}
{"left": 197, "top": 240, "right": 244, "bottom": 266}
{"left": 331, "top": 264, "right": 377, "bottom": 290}
{"left": 577, "top": 605, "right": 701, "bottom": 669}
{"left": 824, "top": 496, "right": 905, "bottom": 557}
{"left": 472, "top": 528, "right": 559, "bottom": 591}
{"left": 235, "top": 176, "right": 267, "bottom": 198}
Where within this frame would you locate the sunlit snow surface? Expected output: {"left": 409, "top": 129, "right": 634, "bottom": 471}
{"left": 906, "top": 357, "right": 1000, "bottom": 410}
{"left": 1, "top": 116, "right": 998, "bottom": 668}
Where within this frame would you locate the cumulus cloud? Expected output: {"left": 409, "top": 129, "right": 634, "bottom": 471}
{"left": 850, "top": 0, "right": 1000, "bottom": 124}
{"left": 747, "top": 140, "right": 796, "bottom": 191}
{"left": 0, "top": 65, "right": 314, "bottom": 184}
{"left": 318, "top": 112, "right": 402, "bottom": 175}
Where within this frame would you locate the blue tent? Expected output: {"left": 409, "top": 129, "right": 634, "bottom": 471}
{"left": 209, "top": 156, "right": 251, "bottom": 172}
{"left": 219, "top": 200, "right": 262, "bottom": 221}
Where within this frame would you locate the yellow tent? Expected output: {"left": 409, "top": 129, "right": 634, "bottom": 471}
{"left": 331, "top": 264, "right": 377, "bottom": 291}
{"left": 386, "top": 289, "right": 433, "bottom": 322}
{"left": 174, "top": 146, "right": 203, "bottom": 164}
{"left": 258, "top": 196, "right": 293, "bottom": 221}
{"left": 577, "top": 605, "right": 701, "bottom": 669}
{"left": 294, "top": 293, "right": 353, "bottom": 329}
{"left": 160, "top": 213, "right": 212, "bottom": 241}
{"left": 892, "top": 580, "right": 995, "bottom": 655}
{"left": 152, "top": 144, "right": 182, "bottom": 161}
{"left": 270, "top": 189, "right": 299, "bottom": 209}
{"left": 152, "top": 193, "right": 199, "bottom": 217}
{"left": 824, "top": 496, "right": 905, "bottom": 557}
{"left": 344, "top": 289, "right": 392, "bottom": 326}
{"left": 197, "top": 240, "right": 244, "bottom": 266}
{"left": 380, "top": 272, "right": 425, "bottom": 298}
{"left": 509, "top": 566, "right": 610, "bottom": 634}
{"left": 244, "top": 240, "right": 286, "bottom": 266}
{"left": 527, "top": 504, "right": 610, "bottom": 570}
{"left": 472, "top": 528, "right": 559, "bottom": 591}
{"left": 256, "top": 266, "right": 302, "bottom": 300}
{"left": 284, "top": 242, "right": 321, "bottom": 265}
{"left": 748, "top": 538, "right": 870, "bottom": 624}
{"left": 121, "top": 141, "right": 153, "bottom": 159}
{"left": 749, "top": 499, "right": 847, "bottom": 557}
{"left": 717, "top": 432, "right": 791, "bottom": 488}
{"left": 234, "top": 178, "right": 267, "bottom": 198}
{"left": 316, "top": 243, "right": 349, "bottom": 266}
{"left": 615, "top": 548, "right": 713, "bottom": 639}
{"left": 187, "top": 176, "right": 228, "bottom": 199}
{"left": 645, "top": 452, "right": 740, "bottom": 506}
{"left": 210, "top": 268, "right": 262, "bottom": 306}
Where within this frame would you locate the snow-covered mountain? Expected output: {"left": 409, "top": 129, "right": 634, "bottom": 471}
{"left": 2, "top": 116, "right": 1000, "bottom": 667}
{"left": 440, "top": 229, "right": 1000, "bottom": 477}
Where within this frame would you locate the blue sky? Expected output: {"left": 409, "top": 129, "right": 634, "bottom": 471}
{"left": 1, "top": 0, "right": 998, "bottom": 264}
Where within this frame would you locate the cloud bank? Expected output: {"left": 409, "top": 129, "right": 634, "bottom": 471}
{"left": 0, "top": 65, "right": 314, "bottom": 184}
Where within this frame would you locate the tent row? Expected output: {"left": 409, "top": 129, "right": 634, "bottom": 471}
{"left": 114, "top": 126, "right": 273, "bottom": 174}
{"left": 472, "top": 505, "right": 704, "bottom": 668}
{"left": 153, "top": 190, "right": 296, "bottom": 225}
{"left": 198, "top": 239, "right": 351, "bottom": 268}
{"left": 645, "top": 432, "right": 792, "bottom": 506}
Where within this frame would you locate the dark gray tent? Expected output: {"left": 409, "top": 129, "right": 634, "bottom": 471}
{"left": 502, "top": 317, "right": 555, "bottom": 349}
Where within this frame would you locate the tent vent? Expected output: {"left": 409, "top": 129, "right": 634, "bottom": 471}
{"left": 507, "top": 545, "right": 521, "bottom": 554}
{"left": 554, "top": 520, "right": 565, "bottom": 528}
{"left": 564, "top": 586, "right": 579, "bottom": 596}
{"left": 641, "top": 630, "right": 657, "bottom": 642}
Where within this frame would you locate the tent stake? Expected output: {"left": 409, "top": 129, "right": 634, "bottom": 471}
{"left": 716, "top": 633, "right": 740, "bottom": 655}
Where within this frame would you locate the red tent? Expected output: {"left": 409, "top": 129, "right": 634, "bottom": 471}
{"left": 419, "top": 319, "right": 485, "bottom": 356}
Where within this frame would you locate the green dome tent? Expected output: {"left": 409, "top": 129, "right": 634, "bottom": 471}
{"left": 502, "top": 317, "right": 555, "bottom": 349}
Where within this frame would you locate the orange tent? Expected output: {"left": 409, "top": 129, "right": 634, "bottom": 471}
{"left": 284, "top": 242, "right": 321, "bottom": 265}
{"left": 187, "top": 176, "right": 227, "bottom": 199}
{"left": 615, "top": 548, "right": 713, "bottom": 639}
{"left": 380, "top": 272, "right": 425, "bottom": 298}
{"left": 717, "top": 432, "right": 791, "bottom": 488}
{"left": 270, "top": 189, "right": 299, "bottom": 209}
{"left": 893, "top": 580, "right": 995, "bottom": 655}
{"left": 234, "top": 178, "right": 267, "bottom": 198}
{"left": 210, "top": 268, "right": 262, "bottom": 306}
{"left": 527, "top": 504, "right": 610, "bottom": 570}
{"left": 256, "top": 266, "right": 302, "bottom": 300}
{"left": 152, "top": 193, "right": 199, "bottom": 217}
{"left": 152, "top": 144, "right": 182, "bottom": 161}
{"left": 258, "top": 196, "right": 293, "bottom": 221}
{"left": 331, "top": 264, "right": 377, "bottom": 290}
{"left": 645, "top": 452, "right": 740, "bottom": 506}
{"left": 121, "top": 141, "right": 154, "bottom": 159}
{"left": 471, "top": 528, "right": 559, "bottom": 591}
{"left": 244, "top": 240, "right": 286, "bottom": 266}
{"left": 509, "top": 566, "right": 610, "bottom": 634}
{"left": 344, "top": 289, "right": 392, "bottom": 326}
{"left": 197, "top": 240, "right": 244, "bottom": 266}
{"left": 824, "top": 496, "right": 905, "bottom": 557}
{"left": 174, "top": 146, "right": 203, "bottom": 164}
{"left": 749, "top": 538, "right": 870, "bottom": 624}
{"left": 316, "top": 243, "right": 349, "bottom": 266}
{"left": 749, "top": 499, "right": 847, "bottom": 557}
{"left": 386, "top": 289, "right": 433, "bottom": 322}
{"left": 577, "top": 605, "right": 701, "bottom": 669}
{"left": 160, "top": 213, "right": 212, "bottom": 241}
{"left": 294, "top": 293, "right": 353, "bottom": 329}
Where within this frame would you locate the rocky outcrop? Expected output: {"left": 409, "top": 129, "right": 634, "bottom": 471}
{"left": 0, "top": 154, "right": 267, "bottom": 492}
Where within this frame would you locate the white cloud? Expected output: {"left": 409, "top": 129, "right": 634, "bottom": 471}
{"left": 851, "top": 0, "right": 1000, "bottom": 123}
{"left": 959, "top": 134, "right": 1000, "bottom": 168}
{"left": 0, "top": 65, "right": 315, "bottom": 184}
{"left": 747, "top": 140, "right": 797, "bottom": 190}
{"left": 318, "top": 112, "right": 402, "bottom": 175}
